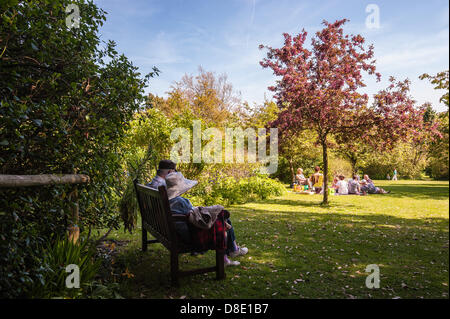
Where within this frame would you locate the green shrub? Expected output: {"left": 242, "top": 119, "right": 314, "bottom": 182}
{"left": 328, "top": 156, "right": 353, "bottom": 179}
{"left": 187, "top": 174, "right": 286, "bottom": 207}
{"left": 0, "top": 0, "right": 156, "bottom": 296}
{"left": 361, "top": 142, "right": 428, "bottom": 180}
{"left": 429, "top": 157, "right": 449, "bottom": 180}
{"left": 31, "top": 237, "right": 101, "bottom": 299}
{"left": 85, "top": 282, "right": 124, "bottom": 299}
{"left": 428, "top": 115, "right": 449, "bottom": 180}
{"left": 0, "top": 187, "right": 68, "bottom": 298}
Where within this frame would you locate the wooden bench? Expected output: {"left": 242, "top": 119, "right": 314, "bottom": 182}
{"left": 133, "top": 179, "right": 226, "bottom": 286}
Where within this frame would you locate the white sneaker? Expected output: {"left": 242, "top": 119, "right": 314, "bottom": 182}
{"left": 225, "top": 259, "right": 240, "bottom": 267}
{"left": 229, "top": 246, "right": 248, "bottom": 258}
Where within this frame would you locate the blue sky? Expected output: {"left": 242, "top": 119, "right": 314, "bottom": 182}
{"left": 94, "top": 0, "right": 449, "bottom": 111}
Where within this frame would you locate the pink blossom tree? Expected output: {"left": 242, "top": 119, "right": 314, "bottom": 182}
{"left": 260, "top": 19, "right": 428, "bottom": 204}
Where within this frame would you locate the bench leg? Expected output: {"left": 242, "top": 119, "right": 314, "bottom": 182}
{"left": 170, "top": 251, "right": 180, "bottom": 287}
{"left": 142, "top": 228, "right": 148, "bottom": 252}
{"left": 216, "top": 250, "right": 225, "bottom": 280}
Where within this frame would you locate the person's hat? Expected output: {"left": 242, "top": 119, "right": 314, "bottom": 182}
{"left": 158, "top": 159, "right": 176, "bottom": 170}
{"left": 165, "top": 172, "right": 197, "bottom": 200}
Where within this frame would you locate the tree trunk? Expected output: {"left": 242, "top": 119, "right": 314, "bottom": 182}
{"left": 289, "top": 157, "right": 295, "bottom": 184}
{"left": 322, "top": 140, "right": 329, "bottom": 205}
{"left": 350, "top": 157, "right": 357, "bottom": 175}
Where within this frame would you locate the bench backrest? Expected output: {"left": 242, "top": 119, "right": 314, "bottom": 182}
{"left": 133, "top": 180, "right": 177, "bottom": 250}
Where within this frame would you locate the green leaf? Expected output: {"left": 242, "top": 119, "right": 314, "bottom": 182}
{"left": 33, "top": 119, "right": 43, "bottom": 127}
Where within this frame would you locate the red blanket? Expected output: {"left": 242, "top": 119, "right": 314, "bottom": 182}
{"left": 188, "top": 210, "right": 227, "bottom": 251}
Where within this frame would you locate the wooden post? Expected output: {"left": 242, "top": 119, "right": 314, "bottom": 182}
{"left": 67, "top": 186, "right": 80, "bottom": 243}
{"left": 142, "top": 228, "right": 148, "bottom": 252}
{"left": 216, "top": 250, "right": 225, "bottom": 280}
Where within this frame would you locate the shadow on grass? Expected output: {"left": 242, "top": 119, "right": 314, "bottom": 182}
{"left": 242, "top": 198, "right": 360, "bottom": 210}
{"left": 112, "top": 206, "right": 448, "bottom": 299}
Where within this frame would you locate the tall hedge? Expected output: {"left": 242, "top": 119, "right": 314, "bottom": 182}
{"left": 0, "top": 0, "right": 157, "bottom": 297}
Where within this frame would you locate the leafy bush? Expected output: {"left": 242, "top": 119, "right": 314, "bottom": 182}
{"left": 85, "top": 282, "right": 123, "bottom": 299}
{"left": 0, "top": 0, "right": 156, "bottom": 297}
{"left": 361, "top": 142, "right": 428, "bottom": 180}
{"left": 428, "top": 114, "right": 449, "bottom": 180}
{"left": 429, "top": 158, "right": 449, "bottom": 180}
{"left": 187, "top": 173, "right": 286, "bottom": 207}
{"left": 0, "top": 187, "right": 68, "bottom": 298}
{"left": 328, "top": 156, "right": 353, "bottom": 179}
{"left": 30, "top": 237, "right": 101, "bottom": 299}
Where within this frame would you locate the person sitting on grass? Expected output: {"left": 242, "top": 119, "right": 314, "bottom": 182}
{"left": 295, "top": 168, "right": 310, "bottom": 188}
{"left": 165, "top": 171, "right": 248, "bottom": 267}
{"left": 361, "top": 174, "right": 390, "bottom": 194}
{"left": 331, "top": 175, "right": 339, "bottom": 192}
{"left": 335, "top": 175, "right": 349, "bottom": 195}
{"left": 363, "top": 174, "right": 374, "bottom": 185}
{"left": 309, "top": 166, "right": 324, "bottom": 194}
{"left": 360, "top": 179, "right": 374, "bottom": 194}
{"left": 348, "top": 174, "right": 362, "bottom": 195}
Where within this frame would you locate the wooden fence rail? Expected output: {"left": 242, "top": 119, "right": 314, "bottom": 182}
{"left": 0, "top": 174, "right": 89, "bottom": 188}
{"left": 0, "top": 174, "right": 90, "bottom": 243}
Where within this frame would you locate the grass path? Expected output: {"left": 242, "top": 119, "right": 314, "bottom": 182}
{"left": 99, "top": 180, "right": 449, "bottom": 299}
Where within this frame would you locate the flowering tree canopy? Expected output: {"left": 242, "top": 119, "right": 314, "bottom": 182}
{"left": 260, "top": 19, "right": 429, "bottom": 203}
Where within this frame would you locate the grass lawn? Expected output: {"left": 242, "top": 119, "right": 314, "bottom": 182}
{"left": 96, "top": 180, "right": 449, "bottom": 299}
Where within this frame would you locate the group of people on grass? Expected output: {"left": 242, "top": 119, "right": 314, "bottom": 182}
{"left": 295, "top": 166, "right": 325, "bottom": 194}
{"left": 294, "top": 166, "right": 390, "bottom": 195}
{"left": 146, "top": 159, "right": 248, "bottom": 267}
{"left": 331, "top": 174, "right": 390, "bottom": 195}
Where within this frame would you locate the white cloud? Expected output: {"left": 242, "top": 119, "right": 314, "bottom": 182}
{"left": 377, "top": 45, "right": 449, "bottom": 72}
